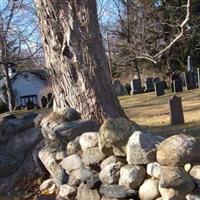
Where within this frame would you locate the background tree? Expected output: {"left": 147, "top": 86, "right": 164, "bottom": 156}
{"left": 0, "top": 0, "right": 44, "bottom": 110}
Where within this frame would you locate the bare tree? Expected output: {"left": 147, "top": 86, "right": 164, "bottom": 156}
{"left": 0, "top": 0, "right": 44, "bottom": 110}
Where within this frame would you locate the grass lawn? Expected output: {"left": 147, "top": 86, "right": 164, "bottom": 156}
{"left": 120, "top": 88, "right": 200, "bottom": 138}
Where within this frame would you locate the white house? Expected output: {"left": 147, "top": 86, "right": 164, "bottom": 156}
{"left": 0, "top": 67, "right": 49, "bottom": 108}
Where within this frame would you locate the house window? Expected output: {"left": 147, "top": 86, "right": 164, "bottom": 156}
{"left": 20, "top": 95, "right": 38, "bottom": 106}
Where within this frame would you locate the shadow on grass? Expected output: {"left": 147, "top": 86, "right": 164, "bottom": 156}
{"left": 142, "top": 121, "right": 200, "bottom": 139}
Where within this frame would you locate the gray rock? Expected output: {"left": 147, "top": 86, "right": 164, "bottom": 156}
{"left": 147, "top": 162, "right": 161, "bottom": 179}
{"left": 126, "top": 131, "right": 163, "bottom": 165}
{"left": 39, "top": 178, "right": 55, "bottom": 191}
{"left": 82, "top": 147, "right": 105, "bottom": 167}
{"left": 85, "top": 173, "right": 101, "bottom": 189}
{"left": 99, "top": 162, "right": 123, "bottom": 184}
{"left": 0, "top": 120, "right": 17, "bottom": 144}
{"left": 101, "top": 156, "right": 126, "bottom": 169}
{"left": 55, "top": 151, "right": 66, "bottom": 161}
{"left": 77, "top": 183, "right": 101, "bottom": 200}
{"left": 58, "top": 184, "right": 76, "bottom": 199}
{"left": 100, "top": 184, "right": 138, "bottom": 199}
{"left": 190, "top": 165, "right": 200, "bottom": 189}
{"left": 159, "top": 166, "right": 195, "bottom": 197}
{"left": 22, "top": 112, "right": 37, "bottom": 119}
{"left": 63, "top": 107, "right": 81, "bottom": 122}
{"left": 7, "top": 127, "right": 42, "bottom": 154}
{"left": 38, "top": 142, "right": 68, "bottom": 186}
{"left": 67, "top": 167, "right": 94, "bottom": 187}
{"left": 157, "top": 134, "right": 200, "bottom": 166}
{"left": 7, "top": 117, "right": 35, "bottom": 133}
{"left": 139, "top": 178, "right": 160, "bottom": 200}
{"left": 186, "top": 190, "right": 200, "bottom": 200}
{"left": 61, "top": 154, "right": 82, "bottom": 173}
{"left": 79, "top": 132, "right": 99, "bottom": 152}
{"left": 42, "top": 115, "right": 99, "bottom": 142}
{"left": 98, "top": 117, "right": 140, "bottom": 157}
{"left": 0, "top": 152, "right": 20, "bottom": 177}
{"left": 66, "top": 137, "right": 81, "bottom": 156}
{"left": 119, "top": 164, "right": 146, "bottom": 189}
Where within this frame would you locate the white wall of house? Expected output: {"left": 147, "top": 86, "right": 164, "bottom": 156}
{"left": 12, "top": 72, "right": 46, "bottom": 107}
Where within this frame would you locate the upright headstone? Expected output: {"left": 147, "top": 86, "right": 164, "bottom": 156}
{"left": 173, "top": 79, "right": 183, "bottom": 93}
{"left": 41, "top": 96, "right": 48, "bottom": 108}
{"left": 197, "top": 68, "right": 200, "bottom": 88}
{"left": 183, "top": 71, "right": 196, "bottom": 90}
{"left": 152, "top": 77, "right": 160, "bottom": 84}
{"left": 112, "top": 79, "right": 128, "bottom": 96}
{"left": 144, "top": 77, "right": 154, "bottom": 92}
{"left": 171, "top": 72, "right": 180, "bottom": 92}
{"left": 169, "top": 95, "right": 184, "bottom": 125}
{"left": 130, "top": 79, "right": 143, "bottom": 94}
{"left": 155, "top": 81, "right": 165, "bottom": 97}
{"left": 187, "top": 56, "right": 193, "bottom": 72}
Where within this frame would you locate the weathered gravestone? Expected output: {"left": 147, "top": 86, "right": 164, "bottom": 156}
{"left": 197, "top": 68, "right": 200, "bottom": 88}
{"left": 171, "top": 72, "right": 180, "bottom": 92}
{"left": 41, "top": 96, "right": 48, "bottom": 108}
{"left": 144, "top": 77, "right": 154, "bottom": 92}
{"left": 130, "top": 79, "right": 143, "bottom": 95}
{"left": 152, "top": 77, "right": 160, "bottom": 84}
{"left": 183, "top": 71, "right": 196, "bottom": 90}
{"left": 173, "top": 79, "right": 183, "bottom": 93}
{"left": 155, "top": 81, "right": 165, "bottom": 97}
{"left": 169, "top": 95, "right": 184, "bottom": 125}
{"left": 112, "top": 79, "right": 128, "bottom": 96}
{"left": 26, "top": 100, "right": 35, "bottom": 110}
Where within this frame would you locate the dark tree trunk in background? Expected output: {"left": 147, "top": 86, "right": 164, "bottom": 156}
{"left": 0, "top": 17, "right": 15, "bottom": 111}
{"left": 34, "top": 0, "right": 126, "bottom": 122}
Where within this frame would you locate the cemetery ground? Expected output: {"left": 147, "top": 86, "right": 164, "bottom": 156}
{"left": 120, "top": 88, "right": 200, "bottom": 139}
{"left": 1, "top": 88, "right": 200, "bottom": 139}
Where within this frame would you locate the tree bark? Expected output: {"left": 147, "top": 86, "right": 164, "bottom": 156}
{"left": 34, "top": 0, "right": 126, "bottom": 122}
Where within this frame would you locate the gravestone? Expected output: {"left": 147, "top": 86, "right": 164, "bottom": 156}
{"left": 183, "top": 71, "right": 196, "bottom": 90}
{"left": 155, "top": 81, "right": 165, "bottom": 97}
{"left": 152, "top": 77, "right": 160, "bottom": 84}
{"left": 26, "top": 100, "right": 34, "bottom": 110}
{"left": 144, "top": 77, "right": 154, "bottom": 92}
{"left": 112, "top": 79, "right": 128, "bottom": 96}
{"left": 197, "top": 68, "right": 200, "bottom": 88}
{"left": 187, "top": 56, "right": 194, "bottom": 72}
{"left": 173, "top": 79, "right": 183, "bottom": 93}
{"left": 41, "top": 96, "right": 47, "bottom": 108}
{"left": 130, "top": 79, "right": 143, "bottom": 94}
{"left": 125, "top": 83, "right": 131, "bottom": 95}
{"left": 169, "top": 95, "right": 184, "bottom": 125}
{"left": 171, "top": 72, "right": 180, "bottom": 92}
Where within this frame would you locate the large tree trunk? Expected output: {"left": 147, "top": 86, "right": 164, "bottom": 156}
{"left": 34, "top": 0, "right": 126, "bottom": 122}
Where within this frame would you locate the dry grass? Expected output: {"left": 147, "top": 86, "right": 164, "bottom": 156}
{"left": 119, "top": 89, "right": 200, "bottom": 138}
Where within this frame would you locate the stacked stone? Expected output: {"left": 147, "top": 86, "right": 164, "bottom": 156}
{"left": 38, "top": 115, "right": 200, "bottom": 200}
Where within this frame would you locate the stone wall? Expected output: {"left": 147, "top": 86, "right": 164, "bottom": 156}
{"left": 36, "top": 112, "right": 200, "bottom": 200}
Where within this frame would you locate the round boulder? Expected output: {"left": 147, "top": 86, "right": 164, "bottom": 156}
{"left": 139, "top": 178, "right": 160, "bottom": 200}
{"left": 159, "top": 166, "right": 195, "bottom": 197}
{"left": 190, "top": 164, "right": 200, "bottom": 189}
{"left": 126, "top": 131, "right": 163, "bottom": 165}
{"left": 157, "top": 134, "right": 200, "bottom": 166}
{"left": 147, "top": 162, "right": 161, "bottom": 179}
{"left": 61, "top": 154, "right": 82, "bottom": 173}
{"left": 99, "top": 162, "right": 123, "bottom": 184}
{"left": 98, "top": 117, "right": 140, "bottom": 156}
{"left": 79, "top": 132, "right": 99, "bottom": 152}
{"left": 119, "top": 164, "right": 146, "bottom": 189}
